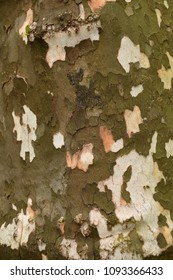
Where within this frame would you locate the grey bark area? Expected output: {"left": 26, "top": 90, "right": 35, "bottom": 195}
{"left": 1, "top": 0, "right": 173, "bottom": 260}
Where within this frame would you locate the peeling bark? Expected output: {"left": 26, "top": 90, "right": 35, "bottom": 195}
{"left": 1, "top": 0, "right": 173, "bottom": 260}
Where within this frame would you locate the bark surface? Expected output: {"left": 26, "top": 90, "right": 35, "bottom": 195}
{"left": 0, "top": 0, "right": 173, "bottom": 260}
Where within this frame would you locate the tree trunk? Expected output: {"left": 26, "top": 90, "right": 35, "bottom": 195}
{"left": 0, "top": 0, "right": 173, "bottom": 260}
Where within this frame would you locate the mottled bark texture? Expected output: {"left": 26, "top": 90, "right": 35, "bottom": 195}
{"left": 1, "top": 0, "right": 173, "bottom": 260}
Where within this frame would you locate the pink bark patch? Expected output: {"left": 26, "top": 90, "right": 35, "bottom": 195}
{"left": 88, "top": 0, "right": 107, "bottom": 12}
{"left": 66, "top": 151, "right": 80, "bottom": 169}
{"left": 100, "top": 126, "right": 114, "bottom": 153}
{"left": 66, "top": 143, "right": 94, "bottom": 172}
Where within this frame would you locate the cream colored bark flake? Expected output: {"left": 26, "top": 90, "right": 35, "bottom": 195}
{"left": 117, "top": 36, "right": 150, "bottom": 73}
{"left": 12, "top": 105, "right": 37, "bottom": 162}
{"left": 0, "top": 198, "right": 35, "bottom": 250}
{"left": 164, "top": 1, "right": 169, "bottom": 9}
{"left": 155, "top": 9, "right": 162, "bottom": 27}
{"left": 158, "top": 52, "right": 173, "bottom": 89}
{"left": 165, "top": 139, "right": 173, "bottom": 158}
{"left": 53, "top": 132, "right": 64, "bottom": 149}
{"left": 124, "top": 105, "right": 143, "bottom": 137}
{"left": 95, "top": 132, "right": 169, "bottom": 257}
{"left": 60, "top": 239, "right": 80, "bottom": 260}
{"left": 130, "top": 84, "right": 144, "bottom": 97}
{"left": 44, "top": 22, "right": 100, "bottom": 68}
{"left": 19, "top": 9, "right": 33, "bottom": 44}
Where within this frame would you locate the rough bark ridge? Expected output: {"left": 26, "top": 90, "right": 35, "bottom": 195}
{"left": 1, "top": 0, "right": 173, "bottom": 259}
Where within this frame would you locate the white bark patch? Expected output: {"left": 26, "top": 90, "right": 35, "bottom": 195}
{"left": 155, "top": 9, "right": 162, "bottom": 27}
{"left": 95, "top": 132, "right": 172, "bottom": 257}
{"left": 89, "top": 208, "right": 109, "bottom": 238}
{"left": 12, "top": 105, "right": 37, "bottom": 162}
{"left": 113, "top": 152, "right": 162, "bottom": 219}
{"left": 44, "top": 22, "right": 100, "bottom": 68}
{"left": 100, "top": 236, "right": 141, "bottom": 260}
{"left": 78, "top": 144, "right": 94, "bottom": 171}
{"left": 19, "top": 8, "right": 33, "bottom": 44}
{"left": 150, "top": 131, "right": 158, "bottom": 154}
{"left": 80, "top": 222, "right": 91, "bottom": 237}
{"left": 130, "top": 84, "right": 144, "bottom": 97}
{"left": 53, "top": 132, "right": 64, "bottom": 149}
{"left": 164, "top": 0, "right": 169, "bottom": 9}
{"left": 117, "top": 36, "right": 150, "bottom": 73}
{"left": 89, "top": 208, "right": 134, "bottom": 239}
{"left": 110, "top": 139, "right": 124, "bottom": 153}
{"left": 158, "top": 52, "right": 173, "bottom": 89}
{"left": 89, "top": 208, "right": 137, "bottom": 259}
{"left": 12, "top": 204, "right": 17, "bottom": 211}
{"left": 124, "top": 105, "right": 143, "bottom": 137}
{"left": 0, "top": 199, "right": 35, "bottom": 250}
{"left": 60, "top": 239, "right": 80, "bottom": 260}
{"left": 79, "top": 3, "right": 85, "bottom": 20}
{"left": 165, "top": 139, "right": 173, "bottom": 158}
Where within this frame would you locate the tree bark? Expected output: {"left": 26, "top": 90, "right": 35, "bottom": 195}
{"left": 0, "top": 0, "right": 173, "bottom": 260}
